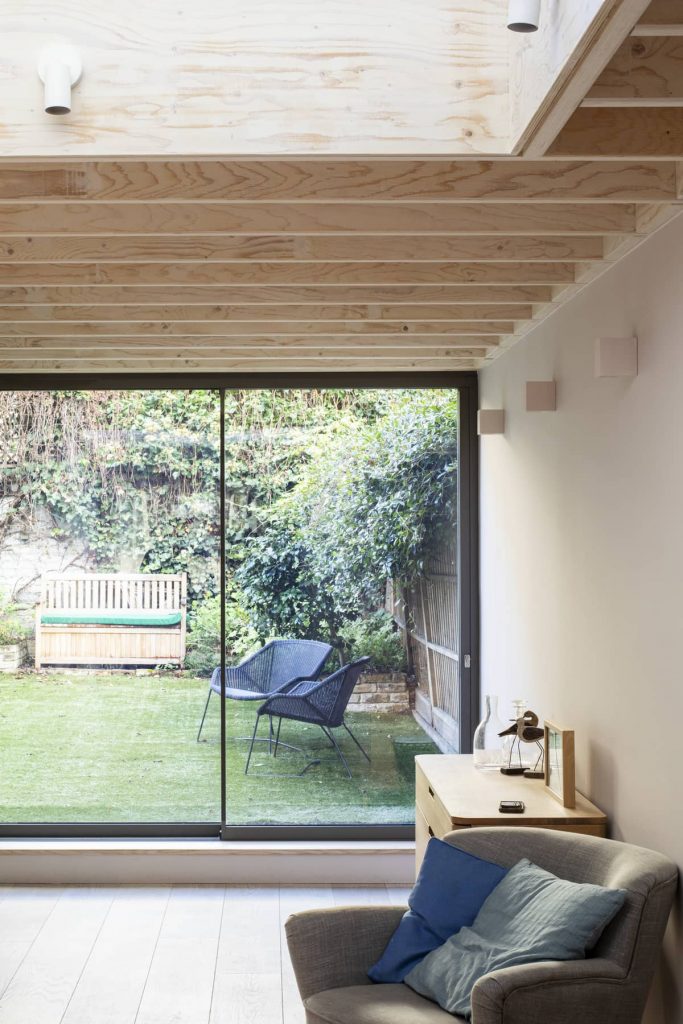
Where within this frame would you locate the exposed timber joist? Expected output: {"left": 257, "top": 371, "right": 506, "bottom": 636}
{"left": 0, "top": 202, "right": 639, "bottom": 236}
{"left": 548, "top": 107, "right": 683, "bottom": 156}
{"left": 0, "top": 321, "right": 513, "bottom": 338}
{"left": 0, "top": 261, "right": 577, "bottom": 287}
{"left": 0, "top": 303, "right": 533, "bottom": 323}
{"left": 586, "top": 37, "right": 683, "bottom": 104}
{"left": 0, "top": 360, "right": 481, "bottom": 376}
{"left": 0, "top": 285, "right": 556, "bottom": 306}
{"left": 632, "top": 0, "right": 683, "bottom": 33}
{"left": 0, "top": 235, "right": 606, "bottom": 264}
{"left": 0, "top": 160, "right": 674, "bottom": 202}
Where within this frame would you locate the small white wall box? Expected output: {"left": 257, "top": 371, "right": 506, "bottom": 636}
{"left": 477, "top": 409, "right": 505, "bottom": 435}
{"left": 595, "top": 336, "right": 638, "bottom": 378}
{"left": 526, "top": 380, "right": 556, "bottom": 412}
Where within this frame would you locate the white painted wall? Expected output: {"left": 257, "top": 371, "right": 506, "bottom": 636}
{"left": 479, "top": 213, "right": 683, "bottom": 1024}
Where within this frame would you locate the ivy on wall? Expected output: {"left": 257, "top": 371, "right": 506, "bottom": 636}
{"left": 0, "top": 388, "right": 457, "bottom": 670}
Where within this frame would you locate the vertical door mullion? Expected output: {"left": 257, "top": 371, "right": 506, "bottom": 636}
{"left": 219, "top": 388, "right": 227, "bottom": 826}
{"left": 457, "top": 379, "right": 480, "bottom": 754}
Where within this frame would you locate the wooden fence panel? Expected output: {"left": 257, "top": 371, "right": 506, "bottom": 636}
{"left": 390, "top": 533, "right": 459, "bottom": 749}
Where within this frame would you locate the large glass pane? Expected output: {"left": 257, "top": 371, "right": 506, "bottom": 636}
{"left": 0, "top": 389, "right": 221, "bottom": 823}
{"left": 216, "top": 388, "right": 459, "bottom": 827}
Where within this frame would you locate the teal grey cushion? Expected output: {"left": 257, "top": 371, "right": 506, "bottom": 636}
{"left": 404, "top": 858, "right": 626, "bottom": 1019}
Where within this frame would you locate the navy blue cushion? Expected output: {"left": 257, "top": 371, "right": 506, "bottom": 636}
{"left": 368, "top": 838, "right": 508, "bottom": 983}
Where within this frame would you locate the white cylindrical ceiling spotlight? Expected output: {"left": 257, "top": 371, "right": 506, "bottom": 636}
{"left": 507, "top": 0, "right": 541, "bottom": 32}
{"left": 38, "top": 43, "right": 82, "bottom": 114}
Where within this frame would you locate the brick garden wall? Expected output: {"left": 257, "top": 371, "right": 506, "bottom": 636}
{"left": 347, "top": 670, "right": 412, "bottom": 713}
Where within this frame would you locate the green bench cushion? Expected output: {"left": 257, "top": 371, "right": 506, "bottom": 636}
{"left": 41, "top": 611, "right": 182, "bottom": 627}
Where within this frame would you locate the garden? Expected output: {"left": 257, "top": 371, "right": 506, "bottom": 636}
{"left": 0, "top": 388, "right": 459, "bottom": 825}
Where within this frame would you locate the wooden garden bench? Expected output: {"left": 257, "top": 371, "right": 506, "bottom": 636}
{"left": 35, "top": 573, "right": 187, "bottom": 669}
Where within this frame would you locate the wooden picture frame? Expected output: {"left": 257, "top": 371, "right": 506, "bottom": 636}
{"left": 544, "top": 722, "right": 576, "bottom": 809}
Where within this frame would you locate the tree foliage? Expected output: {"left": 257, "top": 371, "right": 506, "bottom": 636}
{"left": 0, "top": 389, "right": 457, "bottom": 662}
{"left": 237, "top": 390, "right": 459, "bottom": 644}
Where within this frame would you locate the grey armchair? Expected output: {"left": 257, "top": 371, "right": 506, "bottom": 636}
{"left": 285, "top": 827, "right": 677, "bottom": 1024}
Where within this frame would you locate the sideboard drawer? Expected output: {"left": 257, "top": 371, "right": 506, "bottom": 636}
{"left": 415, "top": 806, "right": 432, "bottom": 869}
{"left": 416, "top": 762, "right": 454, "bottom": 837}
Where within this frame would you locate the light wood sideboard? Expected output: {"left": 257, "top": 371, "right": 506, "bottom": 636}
{"left": 416, "top": 754, "right": 607, "bottom": 872}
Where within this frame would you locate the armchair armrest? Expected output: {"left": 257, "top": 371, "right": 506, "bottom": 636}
{"left": 285, "top": 906, "right": 405, "bottom": 1001}
{"left": 268, "top": 675, "right": 317, "bottom": 696}
{"left": 471, "top": 958, "right": 626, "bottom": 1024}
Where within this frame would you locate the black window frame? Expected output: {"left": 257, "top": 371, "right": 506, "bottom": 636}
{"left": 0, "top": 372, "right": 479, "bottom": 840}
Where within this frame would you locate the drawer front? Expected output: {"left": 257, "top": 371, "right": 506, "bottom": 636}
{"left": 415, "top": 808, "right": 470, "bottom": 875}
{"left": 416, "top": 764, "right": 454, "bottom": 837}
{"left": 415, "top": 806, "right": 431, "bottom": 873}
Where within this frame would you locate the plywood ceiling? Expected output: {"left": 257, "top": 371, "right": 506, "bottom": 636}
{"left": 0, "top": 0, "right": 682, "bottom": 375}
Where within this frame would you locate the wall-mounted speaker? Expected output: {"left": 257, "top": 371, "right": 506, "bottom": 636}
{"left": 595, "top": 337, "right": 638, "bottom": 378}
{"left": 526, "top": 380, "right": 556, "bottom": 412}
{"left": 477, "top": 409, "right": 505, "bottom": 435}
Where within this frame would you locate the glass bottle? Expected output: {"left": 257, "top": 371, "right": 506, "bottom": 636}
{"left": 473, "top": 695, "right": 505, "bottom": 770}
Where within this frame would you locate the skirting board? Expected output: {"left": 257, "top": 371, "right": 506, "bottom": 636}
{"left": 0, "top": 840, "right": 415, "bottom": 884}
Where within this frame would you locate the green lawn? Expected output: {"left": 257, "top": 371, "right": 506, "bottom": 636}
{"left": 0, "top": 673, "right": 436, "bottom": 824}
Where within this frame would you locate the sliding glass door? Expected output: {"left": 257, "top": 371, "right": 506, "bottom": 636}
{"left": 0, "top": 378, "right": 477, "bottom": 836}
{"left": 0, "top": 389, "right": 221, "bottom": 824}
{"left": 219, "top": 388, "right": 463, "bottom": 829}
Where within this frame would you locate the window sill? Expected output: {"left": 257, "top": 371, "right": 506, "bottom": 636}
{"left": 0, "top": 838, "right": 415, "bottom": 884}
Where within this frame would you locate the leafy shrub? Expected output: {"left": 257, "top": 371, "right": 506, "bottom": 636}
{"left": 273, "top": 391, "right": 458, "bottom": 612}
{"left": 338, "top": 611, "right": 407, "bottom": 673}
{"left": 185, "top": 587, "right": 259, "bottom": 676}
{"left": 0, "top": 617, "right": 26, "bottom": 647}
{"left": 236, "top": 509, "right": 348, "bottom": 647}
{"left": 0, "top": 591, "right": 27, "bottom": 647}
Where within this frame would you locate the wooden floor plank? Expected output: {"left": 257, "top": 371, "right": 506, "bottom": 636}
{"left": 0, "top": 887, "right": 64, "bottom": 999}
{"left": 61, "top": 887, "right": 171, "bottom": 1024}
{"left": 0, "top": 888, "right": 115, "bottom": 1024}
{"left": 211, "top": 974, "right": 283, "bottom": 1024}
{"left": 211, "top": 888, "right": 283, "bottom": 1024}
{"left": 332, "top": 886, "right": 392, "bottom": 906}
{"left": 279, "top": 887, "right": 335, "bottom": 1024}
{"left": 135, "top": 886, "right": 225, "bottom": 1024}
{"left": 217, "top": 887, "right": 281, "bottom": 976}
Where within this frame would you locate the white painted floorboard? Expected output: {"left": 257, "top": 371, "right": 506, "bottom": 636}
{"left": 0, "top": 885, "right": 410, "bottom": 1024}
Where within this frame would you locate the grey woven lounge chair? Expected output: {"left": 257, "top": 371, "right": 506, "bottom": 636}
{"left": 245, "top": 656, "right": 371, "bottom": 777}
{"left": 196, "top": 638, "right": 332, "bottom": 742}
{"left": 286, "top": 827, "right": 678, "bottom": 1024}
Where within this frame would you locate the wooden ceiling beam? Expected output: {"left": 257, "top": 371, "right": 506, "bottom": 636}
{"left": 549, "top": 108, "right": 683, "bottom": 156}
{"left": 0, "top": 356, "right": 481, "bottom": 373}
{"left": 586, "top": 37, "right": 683, "bottom": 103}
{"left": 0, "top": 160, "right": 673, "bottom": 202}
{"left": 0, "top": 338, "right": 497, "bottom": 353}
{"left": 0, "top": 261, "right": 576, "bottom": 287}
{"left": 0, "top": 303, "right": 532, "bottom": 323}
{"left": 0, "top": 321, "right": 512, "bottom": 338}
{"left": 0, "top": 285, "right": 554, "bottom": 306}
{"left": 633, "top": 0, "right": 683, "bottom": 33}
{"left": 0, "top": 202, "right": 637, "bottom": 236}
{"left": 0, "top": 235, "right": 605, "bottom": 264}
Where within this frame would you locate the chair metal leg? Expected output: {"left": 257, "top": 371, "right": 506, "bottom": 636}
{"left": 244, "top": 715, "right": 261, "bottom": 775}
{"left": 342, "top": 719, "right": 371, "bottom": 762}
{"left": 322, "top": 726, "right": 352, "bottom": 779}
{"left": 273, "top": 717, "right": 282, "bottom": 758}
{"left": 196, "top": 688, "right": 213, "bottom": 742}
